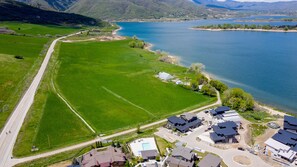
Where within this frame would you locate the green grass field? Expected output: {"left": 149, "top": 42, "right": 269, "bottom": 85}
{"left": 55, "top": 39, "right": 214, "bottom": 132}
{"left": 0, "top": 22, "right": 82, "bottom": 36}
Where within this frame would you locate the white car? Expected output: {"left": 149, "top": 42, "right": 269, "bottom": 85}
{"left": 194, "top": 147, "right": 205, "bottom": 153}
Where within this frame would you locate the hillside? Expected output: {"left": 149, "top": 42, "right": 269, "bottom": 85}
{"left": 0, "top": 0, "right": 102, "bottom": 26}
{"left": 17, "top": 0, "right": 78, "bottom": 11}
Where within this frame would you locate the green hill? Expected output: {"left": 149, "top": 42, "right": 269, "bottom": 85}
{"left": 1, "top": 0, "right": 102, "bottom": 26}
{"left": 17, "top": 0, "right": 78, "bottom": 11}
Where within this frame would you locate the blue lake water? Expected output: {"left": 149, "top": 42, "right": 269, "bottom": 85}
{"left": 117, "top": 19, "right": 297, "bottom": 113}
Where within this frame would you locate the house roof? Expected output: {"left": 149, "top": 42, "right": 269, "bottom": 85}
{"left": 210, "top": 132, "right": 225, "bottom": 142}
{"left": 217, "top": 121, "right": 238, "bottom": 129}
{"left": 272, "top": 129, "right": 297, "bottom": 146}
{"left": 172, "top": 146, "right": 194, "bottom": 161}
{"left": 158, "top": 72, "right": 173, "bottom": 80}
{"left": 168, "top": 116, "right": 186, "bottom": 125}
{"left": 213, "top": 125, "right": 237, "bottom": 136}
{"left": 175, "top": 119, "right": 201, "bottom": 132}
{"left": 198, "top": 154, "right": 221, "bottom": 167}
{"left": 265, "top": 138, "right": 291, "bottom": 151}
{"left": 181, "top": 113, "right": 197, "bottom": 121}
{"left": 140, "top": 150, "right": 158, "bottom": 159}
{"left": 215, "top": 106, "right": 230, "bottom": 113}
{"left": 285, "top": 115, "right": 297, "bottom": 126}
{"left": 167, "top": 156, "right": 194, "bottom": 167}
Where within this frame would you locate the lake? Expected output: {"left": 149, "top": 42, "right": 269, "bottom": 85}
{"left": 117, "top": 18, "right": 297, "bottom": 113}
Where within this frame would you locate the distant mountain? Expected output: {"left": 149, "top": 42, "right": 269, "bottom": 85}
{"left": 193, "top": 0, "right": 297, "bottom": 14}
{"left": 17, "top": 0, "right": 218, "bottom": 20}
{"left": 0, "top": 0, "right": 102, "bottom": 26}
{"left": 16, "top": 0, "right": 78, "bottom": 11}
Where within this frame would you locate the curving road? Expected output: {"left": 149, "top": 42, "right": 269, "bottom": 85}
{"left": 0, "top": 32, "right": 81, "bottom": 167}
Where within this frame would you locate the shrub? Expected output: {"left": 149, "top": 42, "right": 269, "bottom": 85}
{"left": 222, "top": 88, "right": 254, "bottom": 112}
{"left": 14, "top": 55, "right": 24, "bottom": 59}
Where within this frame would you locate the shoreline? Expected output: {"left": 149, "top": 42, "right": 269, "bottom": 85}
{"left": 114, "top": 26, "right": 290, "bottom": 118}
{"left": 191, "top": 27, "right": 297, "bottom": 33}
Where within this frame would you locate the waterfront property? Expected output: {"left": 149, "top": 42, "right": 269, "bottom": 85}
{"left": 167, "top": 113, "right": 202, "bottom": 133}
{"left": 158, "top": 72, "right": 173, "bottom": 81}
{"left": 284, "top": 115, "right": 297, "bottom": 134}
{"left": 210, "top": 106, "right": 230, "bottom": 116}
{"left": 210, "top": 121, "right": 238, "bottom": 143}
{"left": 198, "top": 154, "right": 221, "bottom": 167}
{"left": 129, "top": 138, "right": 159, "bottom": 160}
{"left": 264, "top": 116, "right": 297, "bottom": 163}
{"left": 73, "top": 146, "right": 126, "bottom": 167}
{"left": 166, "top": 146, "right": 196, "bottom": 167}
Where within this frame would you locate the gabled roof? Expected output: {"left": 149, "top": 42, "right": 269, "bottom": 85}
{"left": 168, "top": 116, "right": 186, "bottom": 125}
{"left": 284, "top": 115, "right": 297, "bottom": 126}
{"left": 198, "top": 154, "right": 221, "bottom": 167}
{"left": 172, "top": 146, "right": 194, "bottom": 161}
{"left": 272, "top": 129, "right": 297, "bottom": 146}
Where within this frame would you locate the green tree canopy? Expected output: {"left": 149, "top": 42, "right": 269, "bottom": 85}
{"left": 201, "top": 84, "right": 216, "bottom": 97}
{"left": 222, "top": 88, "right": 254, "bottom": 112}
{"left": 209, "top": 80, "right": 228, "bottom": 93}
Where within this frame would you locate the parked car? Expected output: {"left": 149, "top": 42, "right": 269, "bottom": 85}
{"left": 238, "top": 147, "right": 245, "bottom": 151}
{"left": 267, "top": 122, "right": 280, "bottom": 129}
{"left": 204, "top": 110, "right": 209, "bottom": 114}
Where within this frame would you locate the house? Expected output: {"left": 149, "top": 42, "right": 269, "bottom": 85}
{"left": 158, "top": 72, "right": 173, "bottom": 81}
{"left": 167, "top": 113, "right": 202, "bottom": 133}
{"left": 210, "top": 121, "right": 238, "bottom": 143}
{"left": 140, "top": 150, "right": 159, "bottom": 161}
{"left": 210, "top": 106, "right": 230, "bottom": 116}
{"left": 284, "top": 115, "right": 297, "bottom": 134}
{"left": 215, "top": 110, "right": 241, "bottom": 125}
{"left": 265, "top": 138, "right": 296, "bottom": 162}
{"left": 129, "top": 138, "right": 159, "bottom": 161}
{"left": 198, "top": 154, "right": 221, "bottom": 167}
{"left": 74, "top": 146, "right": 126, "bottom": 167}
{"left": 166, "top": 146, "right": 196, "bottom": 167}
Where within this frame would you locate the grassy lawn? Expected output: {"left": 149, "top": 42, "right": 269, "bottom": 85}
{"left": 0, "top": 22, "right": 82, "bottom": 36}
{"left": 55, "top": 39, "right": 214, "bottom": 133}
{"left": 250, "top": 124, "right": 268, "bottom": 138}
{"left": 239, "top": 110, "right": 276, "bottom": 123}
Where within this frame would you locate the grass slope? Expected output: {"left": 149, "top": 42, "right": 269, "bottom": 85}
{"left": 55, "top": 39, "right": 214, "bottom": 133}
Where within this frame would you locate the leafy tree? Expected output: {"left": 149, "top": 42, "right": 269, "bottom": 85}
{"left": 200, "top": 84, "right": 216, "bottom": 97}
{"left": 209, "top": 80, "right": 228, "bottom": 93}
{"left": 188, "top": 63, "right": 205, "bottom": 74}
{"left": 222, "top": 88, "right": 254, "bottom": 112}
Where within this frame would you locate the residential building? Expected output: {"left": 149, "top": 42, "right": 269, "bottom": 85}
{"left": 166, "top": 146, "right": 196, "bottom": 167}
{"left": 210, "top": 121, "right": 238, "bottom": 143}
{"left": 210, "top": 106, "right": 230, "bottom": 116}
{"left": 158, "top": 72, "right": 173, "bottom": 81}
{"left": 129, "top": 137, "right": 159, "bottom": 161}
{"left": 198, "top": 154, "right": 221, "bottom": 167}
{"left": 74, "top": 146, "right": 126, "bottom": 167}
{"left": 284, "top": 115, "right": 297, "bottom": 134}
{"left": 167, "top": 113, "right": 202, "bottom": 133}
{"left": 140, "top": 150, "right": 159, "bottom": 161}
{"left": 215, "top": 110, "right": 241, "bottom": 125}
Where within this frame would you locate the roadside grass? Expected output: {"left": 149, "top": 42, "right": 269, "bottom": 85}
{"left": 239, "top": 110, "right": 276, "bottom": 123}
{"left": 13, "top": 42, "right": 94, "bottom": 157}
{"left": 250, "top": 124, "right": 268, "bottom": 138}
{"left": 55, "top": 39, "right": 215, "bottom": 133}
{"left": 0, "top": 34, "right": 49, "bottom": 129}
{"left": 0, "top": 22, "right": 82, "bottom": 36}
{"left": 155, "top": 136, "right": 173, "bottom": 156}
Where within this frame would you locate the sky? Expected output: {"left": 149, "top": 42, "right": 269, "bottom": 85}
{"left": 233, "top": 0, "right": 297, "bottom": 2}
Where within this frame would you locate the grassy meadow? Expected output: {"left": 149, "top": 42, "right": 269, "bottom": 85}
{"left": 0, "top": 22, "right": 82, "bottom": 130}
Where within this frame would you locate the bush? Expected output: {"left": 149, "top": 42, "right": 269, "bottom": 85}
{"left": 200, "top": 84, "right": 216, "bottom": 97}
{"left": 14, "top": 55, "right": 24, "bottom": 59}
{"left": 209, "top": 80, "right": 228, "bottom": 93}
{"left": 222, "top": 88, "right": 254, "bottom": 112}
{"left": 128, "top": 39, "right": 145, "bottom": 49}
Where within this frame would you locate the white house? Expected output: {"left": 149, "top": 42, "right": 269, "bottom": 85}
{"left": 158, "top": 72, "right": 173, "bottom": 81}
{"left": 265, "top": 138, "right": 296, "bottom": 162}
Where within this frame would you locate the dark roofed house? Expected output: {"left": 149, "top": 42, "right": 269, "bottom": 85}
{"left": 198, "top": 154, "right": 221, "bottom": 167}
{"left": 210, "top": 106, "right": 230, "bottom": 116}
{"left": 272, "top": 129, "right": 297, "bottom": 147}
{"left": 210, "top": 121, "right": 238, "bottom": 143}
{"left": 167, "top": 113, "right": 202, "bottom": 133}
{"left": 140, "top": 150, "right": 158, "bottom": 161}
{"left": 284, "top": 115, "right": 297, "bottom": 134}
{"left": 74, "top": 146, "right": 126, "bottom": 167}
{"left": 166, "top": 146, "right": 195, "bottom": 167}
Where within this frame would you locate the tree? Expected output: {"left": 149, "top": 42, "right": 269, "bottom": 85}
{"left": 209, "top": 80, "right": 228, "bottom": 93}
{"left": 222, "top": 88, "right": 254, "bottom": 112}
{"left": 200, "top": 84, "right": 216, "bottom": 97}
{"left": 188, "top": 63, "right": 205, "bottom": 74}
{"left": 137, "top": 124, "right": 141, "bottom": 134}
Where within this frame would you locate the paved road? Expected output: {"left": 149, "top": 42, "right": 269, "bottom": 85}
{"left": 8, "top": 91, "right": 222, "bottom": 166}
{"left": 0, "top": 32, "right": 80, "bottom": 167}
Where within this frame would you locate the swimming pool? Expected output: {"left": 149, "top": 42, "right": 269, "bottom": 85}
{"left": 142, "top": 143, "right": 151, "bottom": 150}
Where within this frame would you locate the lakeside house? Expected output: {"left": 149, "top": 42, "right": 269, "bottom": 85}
{"left": 167, "top": 113, "right": 202, "bottom": 133}
{"left": 129, "top": 138, "right": 159, "bottom": 161}
{"left": 197, "top": 154, "right": 221, "bottom": 167}
{"left": 265, "top": 116, "right": 297, "bottom": 163}
{"left": 284, "top": 115, "right": 297, "bottom": 134}
{"left": 210, "top": 106, "right": 241, "bottom": 125}
{"left": 166, "top": 146, "right": 196, "bottom": 167}
{"left": 73, "top": 146, "right": 126, "bottom": 167}
{"left": 158, "top": 72, "right": 173, "bottom": 81}
{"left": 210, "top": 121, "right": 238, "bottom": 143}
{"left": 210, "top": 106, "right": 230, "bottom": 116}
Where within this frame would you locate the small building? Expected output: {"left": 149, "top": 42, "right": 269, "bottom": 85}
{"left": 166, "top": 146, "right": 196, "bottom": 167}
{"left": 215, "top": 110, "right": 241, "bottom": 125}
{"left": 198, "top": 154, "right": 221, "bottom": 167}
{"left": 129, "top": 138, "right": 159, "bottom": 160}
{"left": 158, "top": 72, "right": 173, "bottom": 81}
{"left": 167, "top": 113, "right": 202, "bottom": 133}
{"left": 210, "top": 121, "right": 238, "bottom": 143}
{"left": 74, "top": 146, "right": 126, "bottom": 167}
{"left": 284, "top": 115, "right": 297, "bottom": 134}
{"left": 210, "top": 106, "right": 230, "bottom": 116}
